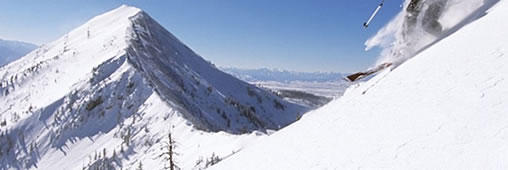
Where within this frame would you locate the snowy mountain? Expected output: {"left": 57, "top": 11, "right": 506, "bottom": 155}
{"left": 0, "top": 39, "right": 37, "bottom": 66}
{"left": 0, "top": 5, "right": 307, "bottom": 170}
{"left": 220, "top": 67, "right": 343, "bottom": 82}
{"left": 211, "top": 0, "right": 508, "bottom": 169}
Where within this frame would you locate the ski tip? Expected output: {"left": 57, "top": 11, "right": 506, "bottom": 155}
{"left": 343, "top": 74, "right": 363, "bottom": 82}
{"left": 343, "top": 76, "right": 353, "bottom": 82}
{"left": 363, "top": 23, "right": 369, "bottom": 28}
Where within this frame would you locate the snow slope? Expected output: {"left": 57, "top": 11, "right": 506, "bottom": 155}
{"left": 211, "top": 0, "right": 508, "bottom": 169}
{"left": 0, "top": 39, "right": 37, "bottom": 66}
{"left": 0, "top": 5, "right": 307, "bottom": 170}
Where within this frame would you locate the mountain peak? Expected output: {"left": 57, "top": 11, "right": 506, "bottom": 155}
{"left": 0, "top": 5, "right": 309, "bottom": 169}
{"left": 47, "top": 5, "right": 143, "bottom": 49}
{"left": 98, "top": 4, "right": 142, "bottom": 20}
{"left": 84, "top": 5, "right": 142, "bottom": 27}
{"left": 118, "top": 4, "right": 139, "bottom": 10}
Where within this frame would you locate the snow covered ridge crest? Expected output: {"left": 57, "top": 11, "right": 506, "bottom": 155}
{"left": 0, "top": 4, "right": 307, "bottom": 133}
{"left": 0, "top": 5, "right": 308, "bottom": 169}
{"left": 123, "top": 8, "right": 309, "bottom": 132}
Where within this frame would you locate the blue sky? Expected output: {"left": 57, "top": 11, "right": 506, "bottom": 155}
{"left": 0, "top": 0, "right": 403, "bottom": 72}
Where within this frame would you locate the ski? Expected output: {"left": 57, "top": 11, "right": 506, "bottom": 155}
{"left": 344, "top": 63, "right": 392, "bottom": 82}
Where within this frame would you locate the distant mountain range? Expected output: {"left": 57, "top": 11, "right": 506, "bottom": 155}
{"left": 0, "top": 39, "right": 37, "bottom": 66}
{"left": 220, "top": 67, "right": 344, "bottom": 82}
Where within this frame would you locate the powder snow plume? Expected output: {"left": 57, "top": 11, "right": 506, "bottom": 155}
{"left": 365, "top": 0, "right": 498, "bottom": 68}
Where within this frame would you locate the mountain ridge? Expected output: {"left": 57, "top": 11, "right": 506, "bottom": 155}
{"left": 124, "top": 9, "right": 308, "bottom": 132}
{"left": 0, "top": 39, "right": 37, "bottom": 67}
{"left": 0, "top": 5, "right": 307, "bottom": 169}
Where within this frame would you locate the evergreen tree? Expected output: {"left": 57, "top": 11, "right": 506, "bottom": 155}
{"left": 136, "top": 161, "right": 143, "bottom": 170}
{"left": 158, "top": 132, "right": 179, "bottom": 170}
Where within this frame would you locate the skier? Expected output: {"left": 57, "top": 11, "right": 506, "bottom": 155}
{"left": 346, "top": 0, "right": 448, "bottom": 82}
{"left": 403, "top": 0, "right": 448, "bottom": 38}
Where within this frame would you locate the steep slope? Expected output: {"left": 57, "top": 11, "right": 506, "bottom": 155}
{"left": 0, "top": 5, "right": 307, "bottom": 170}
{"left": 125, "top": 12, "right": 307, "bottom": 132}
{"left": 212, "top": 1, "right": 508, "bottom": 169}
{"left": 0, "top": 39, "right": 37, "bottom": 66}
